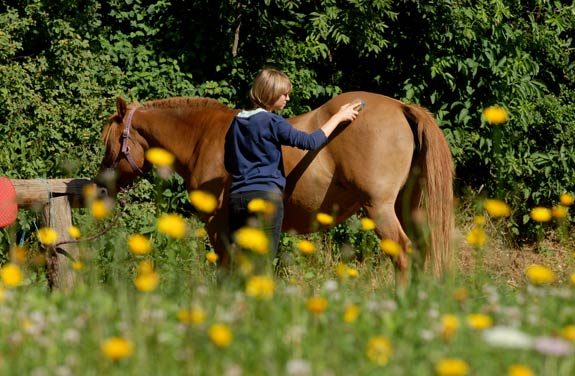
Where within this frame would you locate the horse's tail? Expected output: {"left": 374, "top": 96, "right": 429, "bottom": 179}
{"left": 402, "top": 104, "right": 454, "bottom": 276}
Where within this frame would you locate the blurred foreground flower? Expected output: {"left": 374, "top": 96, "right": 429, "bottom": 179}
{"left": 316, "top": 212, "right": 334, "bottom": 226}
{"left": 435, "top": 358, "right": 470, "bottom": 376}
{"left": 483, "top": 105, "right": 509, "bottom": 125}
{"left": 101, "top": 337, "right": 134, "bottom": 361}
{"left": 380, "top": 239, "right": 402, "bottom": 257}
{"left": 128, "top": 234, "right": 152, "bottom": 255}
{"left": 335, "top": 263, "right": 359, "bottom": 279}
{"left": 560, "top": 325, "right": 575, "bottom": 342}
{"left": 188, "top": 190, "right": 217, "bottom": 213}
{"left": 91, "top": 199, "right": 112, "bottom": 220}
{"left": 206, "top": 251, "right": 219, "bottom": 264}
{"left": 245, "top": 275, "right": 275, "bottom": 300}
{"left": 156, "top": 213, "right": 187, "bottom": 239}
{"left": 67, "top": 226, "right": 81, "bottom": 239}
{"left": 533, "top": 336, "right": 573, "bottom": 356}
{"left": 134, "top": 261, "right": 159, "bottom": 292}
{"left": 307, "top": 296, "right": 328, "bottom": 315}
{"left": 508, "top": 364, "right": 534, "bottom": 376}
{"left": 466, "top": 227, "right": 486, "bottom": 247}
{"left": 483, "top": 199, "right": 511, "bottom": 217}
{"left": 552, "top": 205, "right": 568, "bottom": 219}
{"left": 441, "top": 314, "right": 460, "bottom": 341}
{"left": 525, "top": 264, "right": 555, "bottom": 285}
{"left": 366, "top": 336, "right": 393, "bottom": 366}
{"left": 343, "top": 304, "right": 360, "bottom": 323}
{"left": 248, "top": 198, "right": 275, "bottom": 214}
{"left": 297, "top": 239, "right": 315, "bottom": 255}
{"left": 0, "top": 263, "right": 23, "bottom": 287}
{"left": 235, "top": 227, "right": 268, "bottom": 254}
{"left": 530, "top": 207, "right": 552, "bottom": 222}
{"left": 37, "top": 227, "right": 59, "bottom": 246}
{"left": 360, "top": 217, "right": 376, "bottom": 231}
{"left": 72, "top": 261, "right": 84, "bottom": 271}
{"left": 482, "top": 326, "right": 533, "bottom": 349}
{"left": 145, "top": 147, "right": 174, "bottom": 167}
{"left": 560, "top": 193, "right": 574, "bottom": 206}
{"left": 209, "top": 324, "right": 233, "bottom": 348}
{"left": 177, "top": 306, "right": 206, "bottom": 325}
{"left": 466, "top": 314, "right": 493, "bottom": 331}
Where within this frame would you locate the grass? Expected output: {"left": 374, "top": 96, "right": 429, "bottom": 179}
{"left": 0, "top": 198, "right": 574, "bottom": 376}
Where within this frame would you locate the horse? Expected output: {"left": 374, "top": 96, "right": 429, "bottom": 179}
{"left": 97, "top": 92, "right": 454, "bottom": 285}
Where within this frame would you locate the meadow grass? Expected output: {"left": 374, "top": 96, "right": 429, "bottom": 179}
{"left": 1, "top": 198, "right": 574, "bottom": 376}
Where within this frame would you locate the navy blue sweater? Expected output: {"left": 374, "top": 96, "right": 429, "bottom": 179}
{"left": 224, "top": 109, "right": 328, "bottom": 194}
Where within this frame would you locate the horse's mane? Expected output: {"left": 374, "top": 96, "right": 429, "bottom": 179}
{"left": 142, "top": 97, "right": 233, "bottom": 112}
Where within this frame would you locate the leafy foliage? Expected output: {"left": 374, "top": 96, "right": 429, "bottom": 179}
{"left": 0, "top": 0, "right": 574, "bottom": 244}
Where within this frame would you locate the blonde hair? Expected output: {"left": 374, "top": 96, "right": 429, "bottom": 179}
{"left": 249, "top": 68, "right": 292, "bottom": 110}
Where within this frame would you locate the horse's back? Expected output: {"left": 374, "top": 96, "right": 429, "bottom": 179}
{"left": 282, "top": 92, "right": 416, "bottom": 232}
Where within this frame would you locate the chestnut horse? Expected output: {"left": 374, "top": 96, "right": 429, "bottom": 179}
{"left": 98, "top": 92, "right": 453, "bottom": 283}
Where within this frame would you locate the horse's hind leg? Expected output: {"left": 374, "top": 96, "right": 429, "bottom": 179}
{"left": 364, "top": 202, "right": 412, "bottom": 289}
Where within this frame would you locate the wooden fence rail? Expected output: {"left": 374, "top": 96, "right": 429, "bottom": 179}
{"left": 10, "top": 178, "right": 97, "bottom": 290}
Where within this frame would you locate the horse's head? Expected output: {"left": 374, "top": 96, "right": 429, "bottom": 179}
{"left": 95, "top": 97, "right": 151, "bottom": 195}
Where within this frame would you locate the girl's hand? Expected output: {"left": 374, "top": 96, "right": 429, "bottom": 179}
{"left": 336, "top": 101, "right": 362, "bottom": 122}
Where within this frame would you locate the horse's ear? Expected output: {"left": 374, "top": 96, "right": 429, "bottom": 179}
{"left": 116, "top": 97, "right": 128, "bottom": 119}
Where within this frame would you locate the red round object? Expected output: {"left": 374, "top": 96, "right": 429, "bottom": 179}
{"left": 0, "top": 177, "right": 18, "bottom": 227}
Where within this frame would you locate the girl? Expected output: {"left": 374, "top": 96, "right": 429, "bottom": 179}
{"left": 224, "top": 68, "right": 360, "bottom": 258}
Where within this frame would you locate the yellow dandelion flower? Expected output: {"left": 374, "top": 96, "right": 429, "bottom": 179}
{"left": 366, "top": 336, "right": 393, "bottom": 366}
{"left": 483, "top": 199, "right": 511, "bottom": 217}
{"left": 483, "top": 105, "right": 509, "bottom": 125}
{"left": 360, "top": 217, "right": 376, "bottom": 231}
{"left": 188, "top": 190, "right": 217, "bottom": 213}
{"left": 297, "top": 239, "right": 315, "bottom": 255}
{"left": 441, "top": 314, "right": 460, "bottom": 341}
{"left": 560, "top": 193, "right": 574, "bottom": 206}
{"left": 10, "top": 246, "right": 27, "bottom": 264}
{"left": 560, "top": 325, "right": 575, "bottom": 342}
{"left": 72, "top": 260, "right": 84, "bottom": 271}
{"left": 552, "top": 205, "right": 568, "bottom": 219}
{"left": 248, "top": 198, "right": 275, "bottom": 214}
{"left": 570, "top": 272, "right": 575, "bottom": 285}
{"left": 316, "top": 212, "right": 334, "bottom": 226}
{"left": 452, "top": 287, "right": 468, "bottom": 303}
{"left": 127, "top": 234, "right": 152, "bottom": 255}
{"left": 435, "top": 358, "right": 470, "bottom": 376}
{"left": 306, "top": 296, "right": 328, "bottom": 314}
{"left": 235, "top": 227, "right": 269, "bottom": 254}
{"left": 37, "top": 227, "right": 59, "bottom": 246}
{"left": 134, "top": 270, "right": 159, "bottom": 292}
{"left": 67, "top": 226, "right": 81, "bottom": 239}
{"left": 177, "top": 306, "right": 206, "bottom": 325}
{"left": 473, "top": 215, "right": 486, "bottom": 225}
{"left": 380, "top": 239, "right": 402, "bottom": 257}
{"left": 343, "top": 304, "right": 360, "bottom": 323}
{"left": 156, "top": 213, "right": 187, "bottom": 239}
{"left": 525, "top": 264, "right": 555, "bottom": 285}
{"left": 346, "top": 266, "right": 359, "bottom": 278}
{"left": 466, "top": 313, "right": 493, "bottom": 330}
{"left": 195, "top": 227, "right": 207, "bottom": 238}
{"left": 508, "top": 364, "right": 534, "bottom": 376}
{"left": 466, "top": 227, "right": 487, "bottom": 247}
{"left": 245, "top": 275, "right": 275, "bottom": 300}
{"left": 137, "top": 260, "right": 154, "bottom": 274}
{"left": 0, "top": 263, "right": 23, "bottom": 287}
{"left": 206, "top": 251, "right": 219, "bottom": 264}
{"left": 336, "top": 263, "right": 351, "bottom": 278}
{"left": 101, "top": 337, "right": 134, "bottom": 361}
{"left": 83, "top": 184, "right": 98, "bottom": 201}
{"left": 91, "top": 199, "right": 111, "bottom": 220}
{"left": 208, "top": 324, "right": 233, "bottom": 348}
{"left": 530, "top": 207, "right": 552, "bottom": 222}
{"left": 145, "top": 147, "right": 174, "bottom": 167}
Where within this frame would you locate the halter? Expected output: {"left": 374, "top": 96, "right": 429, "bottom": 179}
{"left": 115, "top": 108, "right": 144, "bottom": 175}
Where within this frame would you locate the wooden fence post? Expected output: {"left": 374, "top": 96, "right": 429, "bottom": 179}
{"left": 11, "top": 178, "right": 95, "bottom": 290}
